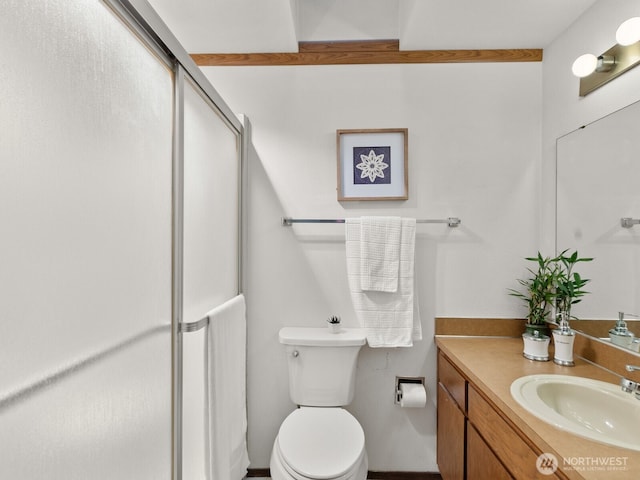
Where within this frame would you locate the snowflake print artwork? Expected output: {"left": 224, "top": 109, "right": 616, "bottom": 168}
{"left": 337, "top": 129, "right": 407, "bottom": 201}
{"left": 353, "top": 146, "right": 391, "bottom": 185}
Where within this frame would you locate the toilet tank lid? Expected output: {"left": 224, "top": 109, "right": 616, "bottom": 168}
{"left": 279, "top": 327, "right": 366, "bottom": 346}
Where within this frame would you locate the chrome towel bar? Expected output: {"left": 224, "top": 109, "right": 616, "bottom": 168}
{"left": 0, "top": 324, "right": 169, "bottom": 409}
{"left": 621, "top": 217, "right": 640, "bottom": 228}
{"left": 281, "top": 216, "right": 461, "bottom": 228}
{"left": 179, "top": 316, "right": 209, "bottom": 333}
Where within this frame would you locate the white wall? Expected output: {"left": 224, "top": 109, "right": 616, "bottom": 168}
{"left": 203, "top": 62, "right": 541, "bottom": 470}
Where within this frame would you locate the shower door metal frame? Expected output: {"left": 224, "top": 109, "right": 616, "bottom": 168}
{"left": 101, "top": 1, "right": 246, "bottom": 479}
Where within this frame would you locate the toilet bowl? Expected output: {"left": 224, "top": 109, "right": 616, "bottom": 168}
{"left": 270, "top": 407, "right": 367, "bottom": 480}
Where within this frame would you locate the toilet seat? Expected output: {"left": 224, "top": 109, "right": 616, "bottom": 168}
{"left": 276, "top": 407, "right": 365, "bottom": 480}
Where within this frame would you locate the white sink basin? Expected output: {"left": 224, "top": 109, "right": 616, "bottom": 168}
{"left": 510, "top": 374, "right": 640, "bottom": 451}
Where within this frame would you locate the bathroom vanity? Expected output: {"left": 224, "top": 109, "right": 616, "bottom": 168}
{"left": 436, "top": 336, "right": 640, "bottom": 480}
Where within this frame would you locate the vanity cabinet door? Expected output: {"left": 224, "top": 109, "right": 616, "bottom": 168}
{"left": 467, "top": 424, "right": 513, "bottom": 479}
{"left": 467, "top": 386, "right": 563, "bottom": 479}
{"left": 437, "top": 382, "right": 465, "bottom": 480}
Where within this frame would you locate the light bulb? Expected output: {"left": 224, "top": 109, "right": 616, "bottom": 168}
{"left": 572, "top": 53, "right": 598, "bottom": 78}
{"left": 616, "top": 17, "right": 640, "bottom": 46}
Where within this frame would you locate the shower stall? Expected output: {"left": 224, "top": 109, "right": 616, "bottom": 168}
{"left": 0, "top": 1, "right": 245, "bottom": 478}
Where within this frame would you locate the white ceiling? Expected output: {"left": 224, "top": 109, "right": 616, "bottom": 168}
{"left": 146, "top": 0, "right": 598, "bottom": 54}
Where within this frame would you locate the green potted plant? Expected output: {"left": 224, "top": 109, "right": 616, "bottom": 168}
{"left": 509, "top": 252, "right": 558, "bottom": 336}
{"left": 551, "top": 249, "right": 592, "bottom": 366}
{"left": 327, "top": 315, "right": 342, "bottom": 333}
{"left": 554, "top": 249, "right": 593, "bottom": 322}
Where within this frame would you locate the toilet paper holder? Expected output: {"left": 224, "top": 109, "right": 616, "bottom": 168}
{"left": 394, "top": 376, "right": 425, "bottom": 405}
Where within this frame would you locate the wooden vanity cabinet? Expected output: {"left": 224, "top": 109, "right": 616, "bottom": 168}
{"left": 437, "top": 350, "right": 563, "bottom": 480}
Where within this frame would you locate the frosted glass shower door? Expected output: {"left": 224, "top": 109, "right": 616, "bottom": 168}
{"left": 183, "top": 78, "right": 241, "bottom": 314}
{"left": 181, "top": 78, "right": 242, "bottom": 479}
{"left": 0, "top": 1, "right": 174, "bottom": 479}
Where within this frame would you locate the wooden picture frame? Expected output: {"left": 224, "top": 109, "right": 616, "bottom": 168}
{"left": 336, "top": 128, "right": 408, "bottom": 201}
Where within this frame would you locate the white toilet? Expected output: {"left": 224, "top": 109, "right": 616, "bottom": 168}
{"left": 270, "top": 327, "right": 368, "bottom": 480}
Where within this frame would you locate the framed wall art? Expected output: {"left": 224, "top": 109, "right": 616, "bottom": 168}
{"left": 336, "top": 128, "right": 408, "bottom": 201}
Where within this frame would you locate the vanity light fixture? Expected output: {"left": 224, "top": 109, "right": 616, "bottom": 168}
{"left": 616, "top": 17, "right": 640, "bottom": 46}
{"left": 573, "top": 17, "right": 640, "bottom": 96}
{"left": 571, "top": 53, "right": 598, "bottom": 77}
{"left": 571, "top": 53, "right": 616, "bottom": 77}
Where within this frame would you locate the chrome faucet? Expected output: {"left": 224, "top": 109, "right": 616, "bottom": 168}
{"left": 620, "top": 365, "right": 640, "bottom": 399}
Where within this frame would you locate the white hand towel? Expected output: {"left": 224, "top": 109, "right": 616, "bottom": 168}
{"left": 346, "top": 218, "right": 422, "bottom": 347}
{"left": 360, "top": 216, "right": 401, "bottom": 292}
{"left": 206, "top": 294, "right": 250, "bottom": 480}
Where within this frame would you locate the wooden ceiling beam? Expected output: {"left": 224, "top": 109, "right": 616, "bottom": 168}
{"left": 298, "top": 39, "right": 400, "bottom": 53}
{"left": 191, "top": 40, "right": 543, "bottom": 66}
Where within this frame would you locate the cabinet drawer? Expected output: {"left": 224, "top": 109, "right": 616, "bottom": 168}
{"left": 438, "top": 351, "right": 466, "bottom": 411}
{"left": 468, "top": 386, "right": 561, "bottom": 480}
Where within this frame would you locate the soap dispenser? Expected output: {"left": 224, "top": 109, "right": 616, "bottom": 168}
{"left": 552, "top": 313, "right": 575, "bottom": 366}
{"left": 609, "top": 312, "right": 635, "bottom": 349}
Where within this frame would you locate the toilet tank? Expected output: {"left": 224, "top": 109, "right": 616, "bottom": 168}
{"left": 279, "top": 327, "right": 367, "bottom": 407}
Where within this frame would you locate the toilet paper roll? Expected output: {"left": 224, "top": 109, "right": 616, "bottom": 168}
{"left": 399, "top": 383, "right": 427, "bottom": 408}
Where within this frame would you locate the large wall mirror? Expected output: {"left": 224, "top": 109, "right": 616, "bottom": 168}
{"left": 556, "top": 99, "right": 640, "bottom": 351}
